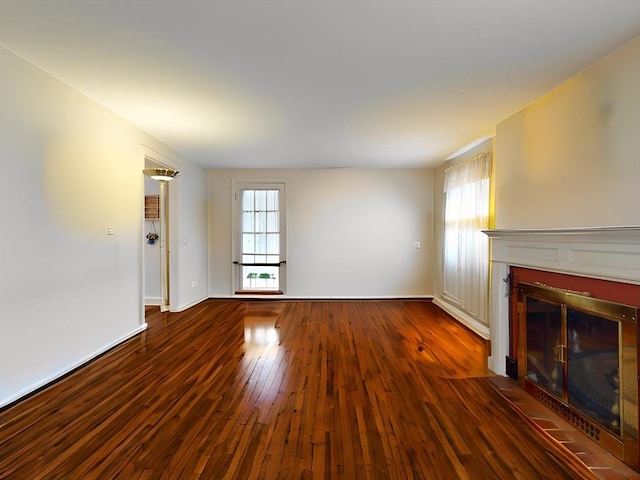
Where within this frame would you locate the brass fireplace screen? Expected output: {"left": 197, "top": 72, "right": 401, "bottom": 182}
{"left": 518, "top": 282, "right": 638, "bottom": 468}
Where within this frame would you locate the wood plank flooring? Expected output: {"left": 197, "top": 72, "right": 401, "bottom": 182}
{"left": 0, "top": 300, "right": 599, "bottom": 479}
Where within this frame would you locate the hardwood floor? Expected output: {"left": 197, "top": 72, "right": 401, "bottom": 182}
{"left": 0, "top": 300, "right": 598, "bottom": 479}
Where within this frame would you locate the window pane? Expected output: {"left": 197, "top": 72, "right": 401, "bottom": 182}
{"left": 255, "top": 233, "right": 266, "bottom": 254}
{"left": 267, "top": 233, "right": 279, "bottom": 255}
{"left": 255, "top": 190, "right": 267, "bottom": 211}
{"left": 242, "top": 212, "right": 254, "bottom": 232}
{"left": 242, "top": 190, "right": 254, "bottom": 210}
{"left": 267, "top": 190, "right": 278, "bottom": 211}
{"left": 242, "top": 265, "right": 279, "bottom": 290}
{"left": 267, "top": 212, "right": 279, "bottom": 233}
{"left": 243, "top": 233, "right": 255, "bottom": 254}
{"left": 256, "top": 211, "right": 266, "bottom": 233}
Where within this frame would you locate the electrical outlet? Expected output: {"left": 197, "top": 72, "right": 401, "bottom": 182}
{"left": 107, "top": 227, "right": 114, "bottom": 236}
{"left": 192, "top": 280, "right": 198, "bottom": 288}
{"left": 413, "top": 241, "right": 421, "bottom": 249}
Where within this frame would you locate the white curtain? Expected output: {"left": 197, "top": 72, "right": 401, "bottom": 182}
{"left": 443, "top": 153, "right": 491, "bottom": 322}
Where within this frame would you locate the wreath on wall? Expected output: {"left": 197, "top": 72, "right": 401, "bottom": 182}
{"left": 147, "top": 222, "right": 159, "bottom": 245}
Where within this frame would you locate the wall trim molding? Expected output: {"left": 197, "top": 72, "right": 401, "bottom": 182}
{"left": 172, "top": 296, "right": 209, "bottom": 312}
{"left": 432, "top": 296, "right": 491, "bottom": 340}
{"left": 0, "top": 324, "right": 147, "bottom": 409}
{"left": 483, "top": 226, "right": 640, "bottom": 284}
{"left": 145, "top": 296, "right": 162, "bottom": 306}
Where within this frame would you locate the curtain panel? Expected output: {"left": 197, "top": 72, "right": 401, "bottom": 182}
{"left": 443, "top": 152, "right": 491, "bottom": 323}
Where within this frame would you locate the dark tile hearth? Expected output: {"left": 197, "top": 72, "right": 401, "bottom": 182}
{"left": 489, "top": 376, "right": 640, "bottom": 480}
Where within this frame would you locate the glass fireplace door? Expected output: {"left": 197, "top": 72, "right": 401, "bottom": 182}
{"left": 525, "top": 296, "right": 565, "bottom": 400}
{"left": 518, "top": 281, "right": 638, "bottom": 468}
{"left": 525, "top": 293, "right": 622, "bottom": 435}
{"left": 520, "top": 282, "right": 637, "bottom": 440}
{"left": 566, "top": 307, "right": 621, "bottom": 434}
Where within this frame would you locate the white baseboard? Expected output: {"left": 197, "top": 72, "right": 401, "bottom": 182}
{"left": 0, "top": 323, "right": 147, "bottom": 409}
{"left": 172, "top": 296, "right": 209, "bottom": 312}
{"left": 145, "top": 296, "right": 162, "bottom": 306}
{"left": 208, "top": 295, "right": 434, "bottom": 301}
{"left": 432, "top": 296, "right": 490, "bottom": 340}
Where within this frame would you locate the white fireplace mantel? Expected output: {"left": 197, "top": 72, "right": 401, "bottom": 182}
{"left": 483, "top": 226, "right": 640, "bottom": 375}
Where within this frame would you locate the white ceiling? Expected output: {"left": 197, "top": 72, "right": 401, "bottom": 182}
{"left": 1, "top": 1, "right": 639, "bottom": 169}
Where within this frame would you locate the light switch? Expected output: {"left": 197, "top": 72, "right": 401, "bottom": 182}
{"left": 107, "top": 227, "right": 114, "bottom": 236}
{"left": 413, "top": 241, "right": 421, "bottom": 249}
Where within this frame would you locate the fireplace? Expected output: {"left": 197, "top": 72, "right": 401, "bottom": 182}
{"left": 515, "top": 277, "right": 638, "bottom": 466}
{"left": 484, "top": 226, "right": 640, "bottom": 470}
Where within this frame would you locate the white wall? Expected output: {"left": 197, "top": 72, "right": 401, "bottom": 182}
{"left": 209, "top": 168, "right": 434, "bottom": 297}
{"left": 171, "top": 155, "right": 209, "bottom": 311}
{"left": 0, "top": 47, "right": 207, "bottom": 406}
{"left": 495, "top": 36, "right": 640, "bottom": 229}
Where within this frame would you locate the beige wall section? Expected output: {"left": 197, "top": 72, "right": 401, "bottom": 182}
{"left": 209, "top": 168, "right": 434, "bottom": 298}
{"left": 495, "top": 36, "right": 640, "bottom": 229}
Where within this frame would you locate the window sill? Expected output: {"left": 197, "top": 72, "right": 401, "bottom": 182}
{"left": 235, "top": 290, "right": 284, "bottom": 295}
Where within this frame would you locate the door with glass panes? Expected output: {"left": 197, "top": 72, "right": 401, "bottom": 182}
{"left": 233, "top": 183, "right": 286, "bottom": 293}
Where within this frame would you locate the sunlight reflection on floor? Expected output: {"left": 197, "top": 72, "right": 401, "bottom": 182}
{"left": 244, "top": 321, "right": 279, "bottom": 346}
{"left": 243, "top": 303, "right": 283, "bottom": 346}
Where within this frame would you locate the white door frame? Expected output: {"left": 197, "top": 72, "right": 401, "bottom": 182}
{"left": 231, "top": 180, "right": 287, "bottom": 294}
{"left": 141, "top": 146, "right": 179, "bottom": 315}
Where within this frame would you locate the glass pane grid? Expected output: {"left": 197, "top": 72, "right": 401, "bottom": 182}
{"left": 240, "top": 188, "right": 281, "bottom": 291}
{"left": 242, "top": 266, "right": 279, "bottom": 291}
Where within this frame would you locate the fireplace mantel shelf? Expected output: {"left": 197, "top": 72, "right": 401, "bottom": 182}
{"left": 483, "top": 225, "right": 640, "bottom": 238}
{"left": 483, "top": 225, "right": 640, "bottom": 285}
